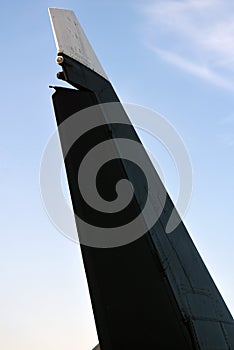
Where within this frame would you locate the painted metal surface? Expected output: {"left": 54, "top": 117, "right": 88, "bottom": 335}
{"left": 48, "top": 8, "right": 108, "bottom": 80}
{"left": 49, "top": 8, "right": 234, "bottom": 350}
{"left": 93, "top": 345, "right": 101, "bottom": 350}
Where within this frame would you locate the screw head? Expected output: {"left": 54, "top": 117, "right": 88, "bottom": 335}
{"left": 56, "top": 56, "right": 64, "bottom": 65}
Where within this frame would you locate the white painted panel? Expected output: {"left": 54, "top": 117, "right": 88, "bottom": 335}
{"left": 48, "top": 8, "right": 108, "bottom": 80}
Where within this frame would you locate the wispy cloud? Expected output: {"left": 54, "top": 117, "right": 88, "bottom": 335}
{"left": 142, "top": 0, "right": 234, "bottom": 90}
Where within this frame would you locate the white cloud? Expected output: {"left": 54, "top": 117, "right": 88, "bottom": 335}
{"left": 142, "top": 0, "right": 234, "bottom": 90}
{"left": 153, "top": 47, "right": 234, "bottom": 90}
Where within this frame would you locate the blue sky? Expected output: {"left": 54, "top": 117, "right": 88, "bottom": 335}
{"left": 1, "top": 0, "right": 234, "bottom": 349}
